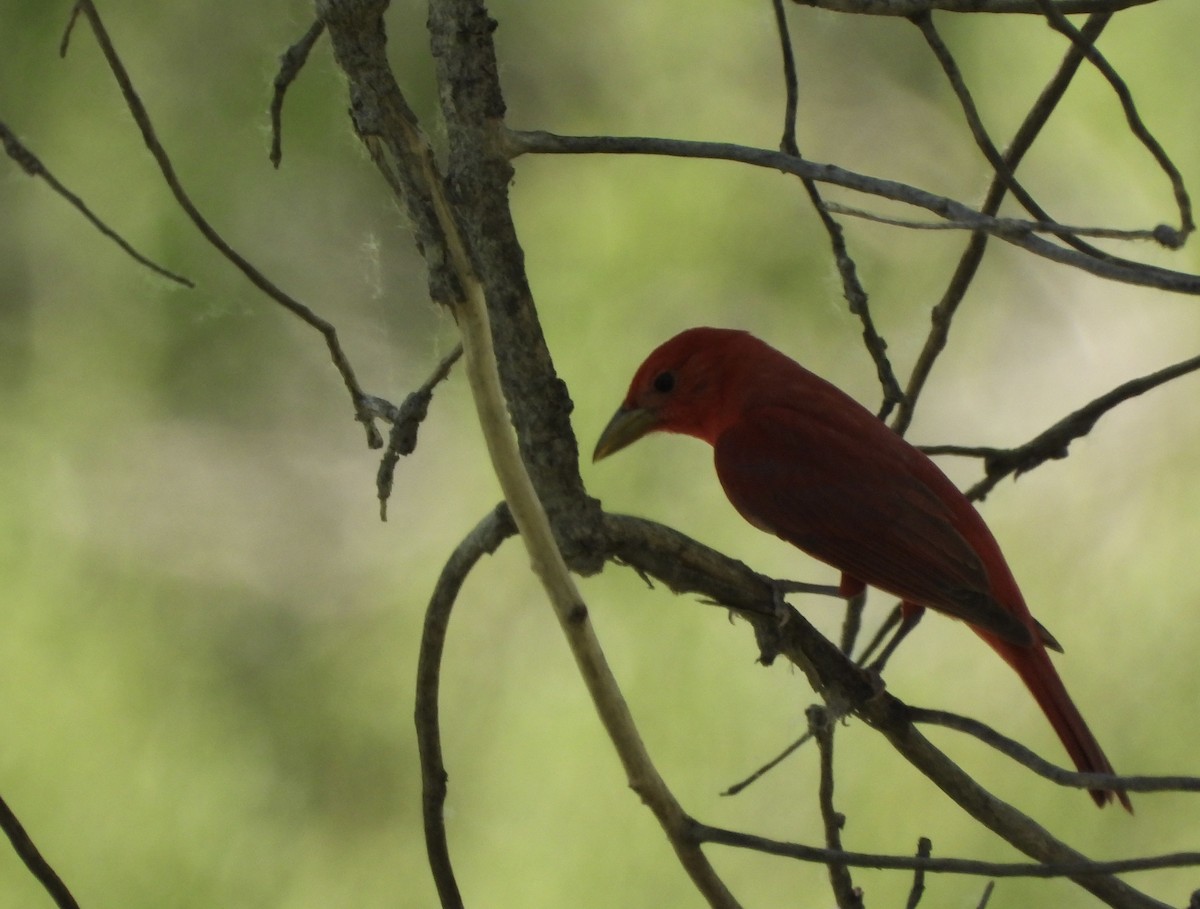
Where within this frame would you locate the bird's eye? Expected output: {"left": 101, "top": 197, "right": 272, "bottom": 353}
{"left": 652, "top": 371, "right": 675, "bottom": 394}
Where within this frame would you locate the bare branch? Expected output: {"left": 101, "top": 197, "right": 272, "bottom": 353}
{"left": 894, "top": 12, "right": 1111, "bottom": 434}
{"left": 697, "top": 821, "right": 1199, "bottom": 880}
{"left": 1035, "top": 0, "right": 1193, "bottom": 243}
{"left": 508, "top": 130, "right": 1200, "bottom": 294}
{"left": 821, "top": 201, "right": 1169, "bottom": 242}
{"left": 722, "top": 728, "right": 816, "bottom": 797}
{"left": 789, "top": 0, "right": 1156, "bottom": 15}
{"left": 324, "top": 1, "right": 742, "bottom": 903}
{"left": 904, "top": 838, "right": 933, "bottom": 909}
{"left": 370, "top": 343, "right": 464, "bottom": 521}
{"left": 269, "top": 18, "right": 326, "bottom": 169}
{"left": 916, "top": 350, "right": 1200, "bottom": 499}
{"left": 770, "top": 0, "right": 905, "bottom": 414}
{"left": 61, "top": 1, "right": 382, "bottom": 448}
{"left": 416, "top": 504, "right": 518, "bottom": 909}
{"left": 0, "top": 792, "right": 80, "bottom": 909}
{"left": 810, "top": 705, "right": 862, "bottom": 908}
{"left": 910, "top": 707, "right": 1200, "bottom": 795}
{"left": 0, "top": 119, "right": 192, "bottom": 287}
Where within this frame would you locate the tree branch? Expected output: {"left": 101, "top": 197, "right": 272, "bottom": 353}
{"left": 0, "top": 792, "right": 80, "bottom": 909}
{"left": 62, "top": 0, "right": 382, "bottom": 448}
{"left": 0, "top": 118, "right": 192, "bottom": 287}
{"left": 508, "top": 130, "right": 1200, "bottom": 294}
{"left": 789, "top": 0, "right": 1156, "bottom": 15}
{"left": 416, "top": 503, "right": 517, "bottom": 909}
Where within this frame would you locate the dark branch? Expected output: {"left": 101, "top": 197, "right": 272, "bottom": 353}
{"left": 911, "top": 707, "right": 1200, "bottom": 795}
{"left": 893, "top": 12, "right": 1111, "bottom": 435}
{"left": 370, "top": 343, "right": 464, "bottom": 520}
{"left": 269, "top": 18, "right": 326, "bottom": 168}
{"left": 917, "top": 349, "right": 1200, "bottom": 499}
{"left": 0, "top": 792, "right": 80, "bottom": 909}
{"left": 1035, "top": 0, "right": 1193, "bottom": 243}
{"left": 770, "top": 0, "right": 905, "bottom": 415}
{"left": 698, "top": 821, "right": 1197, "bottom": 880}
{"left": 62, "top": 1, "right": 382, "bottom": 448}
{"left": 789, "top": 0, "right": 1156, "bottom": 14}
{"left": 904, "top": 838, "right": 933, "bottom": 909}
{"left": 508, "top": 130, "right": 1200, "bottom": 295}
{"left": 417, "top": 504, "right": 519, "bottom": 909}
{"left": 0, "top": 119, "right": 192, "bottom": 287}
{"left": 810, "top": 705, "right": 862, "bottom": 909}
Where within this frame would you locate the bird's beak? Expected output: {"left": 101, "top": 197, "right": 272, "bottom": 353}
{"left": 593, "top": 406, "right": 660, "bottom": 462}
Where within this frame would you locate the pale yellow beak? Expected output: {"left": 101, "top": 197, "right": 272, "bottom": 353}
{"left": 592, "top": 406, "right": 660, "bottom": 462}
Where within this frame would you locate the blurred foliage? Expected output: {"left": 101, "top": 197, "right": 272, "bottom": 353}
{"left": 1, "top": 1, "right": 1199, "bottom": 907}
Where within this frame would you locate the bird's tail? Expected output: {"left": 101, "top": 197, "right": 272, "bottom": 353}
{"left": 990, "top": 637, "right": 1131, "bottom": 811}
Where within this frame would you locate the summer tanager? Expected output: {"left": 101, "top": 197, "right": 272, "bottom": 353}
{"left": 593, "top": 326, "right": 1128, "bottom": 809}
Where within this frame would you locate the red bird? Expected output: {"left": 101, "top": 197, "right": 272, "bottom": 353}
{"left": 593, "top": 327, "right": 1128, "bottom": 809}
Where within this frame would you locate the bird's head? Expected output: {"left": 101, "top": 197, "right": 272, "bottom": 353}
{"left": 593, "top": 327, "right": 758, "bottom": 461}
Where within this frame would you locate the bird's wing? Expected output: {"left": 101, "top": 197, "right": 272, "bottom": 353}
{"left": 714, "top": 404, "right": 1032, "bottom": 647}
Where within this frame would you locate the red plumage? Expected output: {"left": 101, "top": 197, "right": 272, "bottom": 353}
{"left": 594, "top": 326, "right": 1128, "bottom": 810}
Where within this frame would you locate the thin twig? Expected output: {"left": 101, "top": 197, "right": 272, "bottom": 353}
{"left": 722, "top": 729, "right": 816, "bottom": 797}
{"left": 370, "top": 343, "right": 464, "bottom": 520}
{"left": 904, "top": 838, "right": 933, "bottom": 909}
{"left": 416, "top": 504, "right": 517, "bottom": 909}
{"left": 893, "top": 12, "right": 1111, "bottom": 435}
{"left": 910, "top": 707, "right": 1200, "bottom": 795}
{"left": 698, "top": 821, "right": 1198, "bottom": 880}
{"left": 0, "top": 792, "right": 80, "bottom": 909}
{"left": 62, "top": 1, "right": 382, "bottom": 448}
{"left": 789, "top": 0, "right": 1155, "bottom": 14}
{"left": 269, "top": 18, "right": 326, "bottom": 168}
{"left": 508, "top": 129, "right": 1200, "bottom": 296}
{"left": 911, "top": 12, "right": 1051, "bottom": 231}
{"left": 809, "top": 705, "right": 862, "bottom": 909}
{"left": 0, "top": 119, "right": 192, "bottom": 287}
{"left": 1035, "top": 0, "right": 1193, "bottom": 243}
{"left": 922, "top": 349, "right": 1200, "bottom": 500}
{"left": 771, "top": 0, "right": 905, "bottom": 416}
{"left": 821, "top": 200, "right": 1167, "bottom": 243}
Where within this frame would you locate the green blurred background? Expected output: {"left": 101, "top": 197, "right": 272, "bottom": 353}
{"left": 2, "top": 2, "right": 1199, "bottom": 907}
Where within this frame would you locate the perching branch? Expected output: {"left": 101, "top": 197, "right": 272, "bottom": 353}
{"left": 321, "top": 1, "right": 740, "bottom": 905}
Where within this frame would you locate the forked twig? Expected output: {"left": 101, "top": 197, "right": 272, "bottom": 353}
{"left": 917, "top": 349, "right": 1200, "bottom": 500}
{"left": 370, "top": 343, "right": 464, "bottom": 520}
{"left": 61, "top": 1, "right": 382, "bottom": 448}
{"left": 771, "top": 0, "right": 906, "bottom": 418}
{"left": 894, "top": 12, "right": 1112, "bottom": 434}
